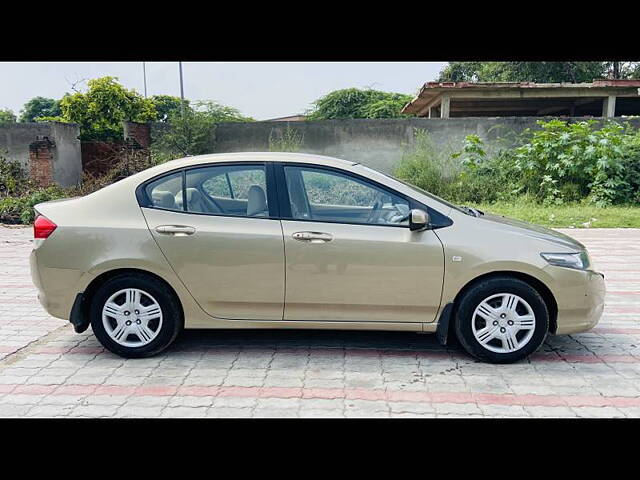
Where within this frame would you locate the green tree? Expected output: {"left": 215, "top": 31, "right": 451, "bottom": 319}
{"left": 151, "top": 95, "right": 187, "bottom": 122}
{"left": 152, "top": 106, "right": 215, "bottom": 159}
{"left": 193, "top": 100, "right": 254, "bottom": 123}
{"left": 19, "top": 97, "right": 61, "bottom": 122}
{"left": 152, "top": 100, "right": 253, "bottom": 160}
{"left": 306, "top": 88, "right": 412, "bottom": 120}
{"left": 437, "top": 62, "right": 613, "bottom": 83}
{"left": 58, "top": 76, "right": 158, "bottom": 141}
{"left": 605, "top": 62, "right": 640, "bottom": 79}
{"left": 0, "top": 109, "right": 17, "bottom": 125}
{"left": 436, "top": 62, "right": 485, "bottom": 82}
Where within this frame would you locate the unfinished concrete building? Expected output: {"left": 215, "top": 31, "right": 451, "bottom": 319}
{"left": 402, "top": 80, "right": 640, "bottom": 118}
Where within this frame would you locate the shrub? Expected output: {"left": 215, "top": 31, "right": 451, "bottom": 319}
{"left": 394, "top": 129, "right": 460, "bottom": 199}
{"left": 76, "top": 147, "right": 158, "bottom": 197}
{"left": 506, "top": 119, "right": 640, "bottom": 206}
{"left": 0, "top": 156, "right": 69, "bottom": 224}
{"left": 0, "top": 146, "right": 158, "bottom": 224}
{"left": 433, "top": 120, "right": 640, "bottom": 207}
{"left": 0, "top": 155, "right": 31, "bottom": 196}
{"left": 394, "top": 130, "right": 514, "bottom": 204}
{"left": 0, "top": 186, "right": 69, "bottom": 224}
{"left": 268, "top": 126, "right": 304, "bottom": 152}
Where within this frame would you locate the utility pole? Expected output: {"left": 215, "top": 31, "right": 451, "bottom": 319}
{"left": 179, "top": 61, "right": 186, "bottom": 117}
{"left": 613, "top": 61, "right": 620, "bottom": 79}
{"left": 142, "top": 62, "right": 148, "bottom": 98}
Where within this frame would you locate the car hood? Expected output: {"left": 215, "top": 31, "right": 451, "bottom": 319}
{"left": 478, "top": 213, "right": 586, "bottom": 250}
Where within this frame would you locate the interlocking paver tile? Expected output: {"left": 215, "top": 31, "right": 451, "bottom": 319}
{"left": 0, "top": 403, "right": 34, "bottom": 417}
{"left": 571, "top": 406, "right": 626, "bottom": 418}
{"left": 433, "top": 402, "right": 483, "bottom": 415}
{"left": 524, "top": 406, "right": 578, "bottom": 417}
{"left": 253, "top": 408, "right": 298, "bottom": 418}
{"left": 160, "top": 406, "right": 208, "bottom": 417}
{"left": 115, "top": 406, "right": 164, "bottom": 418}
{"left": 478, "top": 404, "right": 530, "bottom": 417}
{"left": 167, "top": 396, "right": 215, "bottom": 408}
{"left": 205, "top": 407, "right": 254, "bottom": 417}
{"left": 69, "top": 404, "right": 120, "bottom": 417}
{"left": 2, "top": 226, "right": 640, "bottom": 417}
{"left": 27, "top": 405, "right": 73, "bottom": 417}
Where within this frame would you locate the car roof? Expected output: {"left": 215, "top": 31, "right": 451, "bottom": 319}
{"left": 157, "top": 152, "right": 358, "bottom": 171}
{"left": 105, "top": 150, "right": 454, "bottom": 221}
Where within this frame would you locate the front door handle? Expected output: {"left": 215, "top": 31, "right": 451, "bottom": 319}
{"left": 292, "top": 231, "right": 333, "bottom": 243}
{"left": 155, "top": 225, "right": 196, "bottom": 236}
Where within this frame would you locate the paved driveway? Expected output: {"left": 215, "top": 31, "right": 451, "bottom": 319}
{"left": 1, "top": 226, "right": 639, "bottom": 418}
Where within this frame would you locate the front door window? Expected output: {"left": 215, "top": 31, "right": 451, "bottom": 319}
{"left": 284, "top": 166, "right": 410, "bottom": 226}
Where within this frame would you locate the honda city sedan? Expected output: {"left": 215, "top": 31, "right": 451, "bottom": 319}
{"left": 30, "top": 153, "right": 605, "bottom": 363}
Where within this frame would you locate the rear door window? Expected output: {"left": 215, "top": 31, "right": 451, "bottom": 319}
{"left": 145, "top": 172, "right": 183, "bottom": 212}
{"left": 186, "top": 165, "right": 270, "bottom": 217}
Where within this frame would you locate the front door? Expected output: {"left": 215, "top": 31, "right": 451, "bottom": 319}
{"left": 279, "top": 164, "right": 444, "bottom": 323}
{"left": 141, "top": 163, "right": 285, "bottom": 320}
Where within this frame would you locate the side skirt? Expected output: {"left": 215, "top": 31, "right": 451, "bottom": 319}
{"left": 185, "top": 318, "right": 425, "bottom": 332}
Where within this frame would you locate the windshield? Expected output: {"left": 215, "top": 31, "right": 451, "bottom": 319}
{"left": 357, "top": 165, "right": 468, "bottom": 214}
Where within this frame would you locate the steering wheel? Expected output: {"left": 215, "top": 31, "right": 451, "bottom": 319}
{"left": 366, "top": 197, "right": 384, "bottom": 224}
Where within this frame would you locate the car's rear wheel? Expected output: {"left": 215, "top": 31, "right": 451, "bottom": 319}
{"left": 90, "top": 273, "right": 183, "bottom": 358}
{"left": 454, "top": 276, "right": 549, "bottom": 364}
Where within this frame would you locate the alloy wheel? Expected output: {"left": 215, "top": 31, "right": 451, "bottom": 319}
{"left": 102, "top": 288, "right": 163, "bottom": 348}
{"left": 471, "top": 293, "right": 536, "bottom": 354}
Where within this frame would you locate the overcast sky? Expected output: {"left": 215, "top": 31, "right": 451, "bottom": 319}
{"left": 0, "top": 62, "right": 447, "bottom": 120}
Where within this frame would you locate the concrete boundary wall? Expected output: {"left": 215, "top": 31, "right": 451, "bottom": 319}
{"left": 0, "top": 122, "right": 82, "bottom": 188}
{"left": 4, "top": 117, "right": 637, "bottom": 188}
{"left": 212, "top": 117, "right": 640, "bottom": 174}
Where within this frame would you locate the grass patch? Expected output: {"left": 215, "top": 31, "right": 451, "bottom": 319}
{"left": 473, "top": 200, "right": 640, "bottom": 228}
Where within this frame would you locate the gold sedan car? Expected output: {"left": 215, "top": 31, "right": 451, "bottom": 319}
{"left": 30, "top": 153, "right": 605, "bottom": 363}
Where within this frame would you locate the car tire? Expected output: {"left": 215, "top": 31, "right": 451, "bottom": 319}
{"left": 89, "top": 272, "right": 183, "bottom": 358}
{"left": 454, "top": 276, "right": 549, "bottom": 364}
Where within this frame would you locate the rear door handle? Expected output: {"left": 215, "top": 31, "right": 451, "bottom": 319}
{"left": 292, "top": 231, "right": 333, "bottom": 243}
{"left": 155, "top": 225, "right": 196, "bottom": 236}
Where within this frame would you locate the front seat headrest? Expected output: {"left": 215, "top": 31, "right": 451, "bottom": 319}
{"left": 152, "top": 190, "right": 176, "bottom": 209}
{"left": 247, "top": 185, "right": 268, "bottom": 216}
{"left": 175, "top": 188, "right": 206, "bottom": 213}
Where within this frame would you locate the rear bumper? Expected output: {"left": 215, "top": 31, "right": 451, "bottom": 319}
{"left": 546, "top": 266, "right": 606, "bottom": 335}
{"left": 30, "top": 247, "right": 84, "bottom": 321}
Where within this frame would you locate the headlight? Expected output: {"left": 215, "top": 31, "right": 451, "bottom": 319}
{"left": 541, "top": 251, "right": 590, "bottom": 270}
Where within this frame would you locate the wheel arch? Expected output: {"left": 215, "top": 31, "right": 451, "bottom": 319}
{"left": 77, "top": 268, "right": 184, "bottom": 332}
{"left": 445, "top": 270, "right": 558, "bottom": 343}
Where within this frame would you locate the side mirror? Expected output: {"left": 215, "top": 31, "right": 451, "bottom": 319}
{"left": 409, "top": 209, "right": 430, "bottom": 231}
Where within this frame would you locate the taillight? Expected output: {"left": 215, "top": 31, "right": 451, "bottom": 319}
{"left": 34, "top": 215, "right": 57, "bottom": 239}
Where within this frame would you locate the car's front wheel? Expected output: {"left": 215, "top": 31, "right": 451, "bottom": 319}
{"left": 90, "top": 272, "right": 183, "bottom": 358}
{"left": 454, "top": 276, "right": 549, "bottom": 364}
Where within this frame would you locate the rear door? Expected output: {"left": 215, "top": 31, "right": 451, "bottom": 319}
{"left": 140, "top": 163, "right": 285, "bottom": 320}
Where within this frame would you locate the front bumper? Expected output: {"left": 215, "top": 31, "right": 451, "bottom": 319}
{"left": 545, "top": 265, "right": 606, "bottom": 335}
